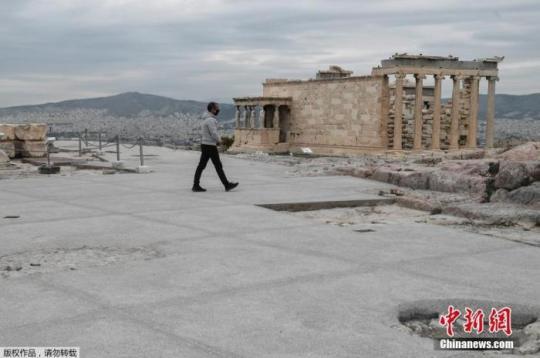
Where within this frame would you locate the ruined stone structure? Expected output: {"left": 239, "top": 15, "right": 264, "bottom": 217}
{"left": 0, "top": 123, "right": 48, "bottom": 158}
{"left": 230, "top": 54, "right": 502, "bottom": 155}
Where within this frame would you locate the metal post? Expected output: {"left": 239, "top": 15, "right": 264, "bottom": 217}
{"left": 139, "top": 137, "right": 144, "bottom": 166}
{"left": 47, "top": 143, "right": 51, "bottom": 167}
{"left": 98, "top": 132, "right": 102, "bottom": 151}
{"left": 116, "top": 135, "right": 120, "bottom": 161}
{"left": 84, "top": 128, "right": 88, "bottom": 146}
{"left": 78, "top": 135, "right": 82, "bottom": 157}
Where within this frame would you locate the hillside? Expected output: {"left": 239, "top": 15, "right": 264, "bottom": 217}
{"left": 2, "top": 92, "right": 539, "bottom": 122}
{"left": 478, "top": 93, "right": 540, "bottom": 120}
{"left": 0, "top": 92, "right": 236, "bottom": 121}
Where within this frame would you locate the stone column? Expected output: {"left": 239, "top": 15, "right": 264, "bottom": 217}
{"left": 381, "top": 75, "right": 390, "bottom": 149}
{"left": 273, "top": 105, "right": 280, "bottom": 129}
{"left": 250, "top": 106, "right": 256, "bottom": 128}
{"left": 449, "top": 75, "right": 462, "bottom": 150}
{"left": 235, "top": 106, "right": 241, "bottom": 129}
{"left": 485, "top": 76, "right": 497, "bottom": 148}
{"left": 393, "top": 73, "right": 405, "bottom": 150}
{"left": 413, "top": 74, "right": 425, "bottom": 150}
{"left": 243, "top": 106, "right": 249, "bottom": 128}
{"left": 259, "top": 106, "right": 265, "bottom": 128}
{"left": 467, "top": 76, "right": 480, "bottom": 148}
{"left": 432, "top": 74, "right": 443, "bottom": 150}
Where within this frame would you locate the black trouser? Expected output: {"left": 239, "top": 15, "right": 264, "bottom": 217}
{"left": 193, "top": 144, "right": 229, "bottom": 186}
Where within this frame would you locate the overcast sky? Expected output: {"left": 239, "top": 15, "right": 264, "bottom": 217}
{"left": 1, "top": 0, "right": 539, "bottom": 107}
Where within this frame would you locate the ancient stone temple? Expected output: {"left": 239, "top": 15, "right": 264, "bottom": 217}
{"left": 229, "top": 54, "right": 502, "bottom": 155}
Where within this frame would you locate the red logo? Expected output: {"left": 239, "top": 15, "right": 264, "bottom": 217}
{"left": 464, "top": 308, "right": 484, "bottom": 334}
{"left": 488, "top": 307, "right": 512, "bottom": 336}
{"left": 439, "top": 305, "right": 512, "bottom": 337}
{"left": 439, "top": 305, "right": 461, "bottom": 337}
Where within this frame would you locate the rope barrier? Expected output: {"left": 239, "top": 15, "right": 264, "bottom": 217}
{"left": 12, "top": 130, "right": 155, "bottom": 170}
{"left": 120, "top": 143, "right": 139, "bottom": 149}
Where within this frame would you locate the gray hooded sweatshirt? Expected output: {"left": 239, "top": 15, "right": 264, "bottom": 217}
{"left": 200, "top": 111, "right": 220, "bottom": 146}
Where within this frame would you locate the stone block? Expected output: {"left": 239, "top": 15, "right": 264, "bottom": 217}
{"left": 396, "top": 196, "right": 442, "bottom": 213}
{"left": 429, "top": 171, "right": 488, "bottom": 195}
{"left": 14, "top": 123, "right": 47, "bottom": 141}
{"left": 398, "top": 170, "right": 433, "bottom": 190}
{"left": 0, "top": 124, "right": 16, "bottom": 140}
{"left": 136, "top": 165, "right": 152, "bottom": 174}
{"left": 371, "top": 167, "right": 391, "bottom": 183}
{"left": 15, "top": 140, "right": 47, "bottom": 158}
{"left": 0, "top": 141, "right": 17, "bottom": 158}
{"left": 111, "top": 161, "right": 125, "bottom": 169}
{"left": 0, "top": 149, "right": 9, "bottom": 163}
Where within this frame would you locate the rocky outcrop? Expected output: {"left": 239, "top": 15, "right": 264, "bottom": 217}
{"left": 494, "top": 161, "right": 531, "bottom": 190}
{"left": 526, "top": 161, "right": 540, "bottom": 181}
{"left": 443, "top": 202, "right": 540, "bottom": 226}
{"left": 345, "top": 149, "right": 540, "bottom": 207}
{"left": 491, "top": 183, "right": 540, "bottom": 209}
{"left": 497, "top": 141, "right": 540, "bottom": 161}
{"left": 362, "top": 159, "right": 497, "bottom": 200}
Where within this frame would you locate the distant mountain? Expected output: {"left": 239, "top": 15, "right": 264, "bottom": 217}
{"left": 2, "top": 91, "right": 539, "bottom": 123}
{"left": 478, "top": 93, "right": 540, "bottom": 120}
{"left": 440, "top": 93, "right": 540, "bottom": 121}
{"left": 0, "top": 92, "right": 236, "bottom": 121}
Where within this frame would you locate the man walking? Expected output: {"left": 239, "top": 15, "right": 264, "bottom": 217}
{"left": 192, "top": 102, "right": 239, "bottom": 192}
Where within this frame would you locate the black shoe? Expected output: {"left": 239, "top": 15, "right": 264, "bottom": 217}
{"left": 225, "top": 182, "right": 239, "bottom": 192}
{"left": 192, "top": 185, "right": 207, "bottom": 192}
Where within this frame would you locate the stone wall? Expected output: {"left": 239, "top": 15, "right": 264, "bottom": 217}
{"left": 262, "top": 76, "right": 386, "bottom": 152}
{"left": 231, "top": 128, "right": 280, "bottom": 150}
{"left": 0, "top": 123, "right": 48, "bottom": 158}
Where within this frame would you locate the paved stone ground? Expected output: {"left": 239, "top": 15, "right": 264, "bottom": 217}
{"left": 1, "top": 146, "right": 539, "bottom": 357}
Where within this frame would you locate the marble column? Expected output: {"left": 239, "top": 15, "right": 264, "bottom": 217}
{"left": 381, "top": 75, "right": 390, "bottom": 149}
{"left": 235, "top": 106, "right": 241, "bottom": 129}
{"left": 449, "top": 75, "right": 463, "bottom": 150}
{"left": 432, "top": 74, "right": 444, "bottom": 150}
{"left": 243, "top": 106, "right": 249, "bottom": 128}
{"left": 393, "top": 73, "right": 405, "bottom": 150}
{"left": 259, "top": 106, "right": 265, "bottom": 128}
{"left": 250, "top": 106, "right": 256, "bottom": 128}
{"left": 273, "top": 105, "right": 280, "bottom": 129}
{"left": 467, "top": 76, "right": 480, "bottom": 148}
{"left": 485, "top": 76, "right": 497, "bottom": 148}
{"left": 413, "top": 74, "right": 425, "bottom": 150}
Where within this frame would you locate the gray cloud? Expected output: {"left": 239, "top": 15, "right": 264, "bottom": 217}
{"left": 0, "top": 0, "right": 539, "bottom": 106}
